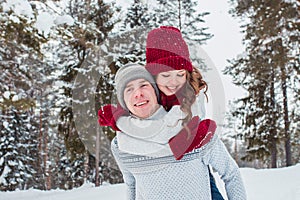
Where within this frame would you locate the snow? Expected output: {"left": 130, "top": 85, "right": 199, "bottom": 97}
{"left": 3, "top": 0, "right": 33, "bottom": 18}
{"left": 35, "top": 12, "right": 55, "bottom": 36}
{"left": 35, "top": 12, "right": 74, "bottom": 36}
{"left": 0, "top": 166, "right": 11, "bottom": 186}
{"left": 3, "top": 91, "right": 11, "bottom": 99}
{"left": 54, "top": 15, "right": 74, "bottom": 26}
{"left": 1, "top": 164, "right": 300, "bottom": 200}
{"left": 241, "top": 165, "right": 300, "bottom": 200}
{"left": 11, "top": 95, "right": 19, "bottom": 102}
{"left": 3, "top": 0, "right": 74, "bottom": 36}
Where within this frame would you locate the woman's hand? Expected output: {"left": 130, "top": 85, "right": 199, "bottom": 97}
{"left": 169, "top": 118, "right": 217, "bottom": 160}
{"left": 98, "top": 104, "right": 129, "bottom": 131}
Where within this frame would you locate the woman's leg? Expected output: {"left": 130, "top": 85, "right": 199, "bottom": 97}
{"left": 209, "top": 168, "right": 224, "bottom": 200}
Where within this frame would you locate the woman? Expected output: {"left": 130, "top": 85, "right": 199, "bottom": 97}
{"left": 105, "top": 63, "right": 246, "bottom": 200}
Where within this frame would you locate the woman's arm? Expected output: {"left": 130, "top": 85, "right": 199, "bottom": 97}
{"left": 117, "top": 132, "right": 173, "bottom": 157}
{"left": 117, "top": 106, "right": 185, "bottom": 143}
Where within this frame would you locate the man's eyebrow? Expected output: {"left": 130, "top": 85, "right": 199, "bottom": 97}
{"left": 139, "top": 80, "right": 149, "bottom": 84}
{"left": 125, "top": 79, "right": 149, "bottom": 89}
{"left": 139, "top": 79, "right": 150, "bottom": 83}
{"left": 125, "top": 83, "right": 133, "bottom": 89}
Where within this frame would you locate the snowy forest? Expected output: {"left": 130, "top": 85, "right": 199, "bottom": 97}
{"left": 0, "top": 0, "right": 299, "bottom": 192}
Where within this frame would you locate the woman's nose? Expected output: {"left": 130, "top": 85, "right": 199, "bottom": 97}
{"left": 169, "top": 77, "right": 177, "bottom": 85}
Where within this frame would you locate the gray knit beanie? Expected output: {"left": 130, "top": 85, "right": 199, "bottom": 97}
{"left": 115, "top": 63, "right": 159, "bottom": 110}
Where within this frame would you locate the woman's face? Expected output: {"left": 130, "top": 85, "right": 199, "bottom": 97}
{"left": 156, "top": 70, "right": 187, "bottom": 96}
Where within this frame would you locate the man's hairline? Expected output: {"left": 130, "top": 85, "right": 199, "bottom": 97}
{"left": 125, "top": 79, "right": 151, "bottom": 89}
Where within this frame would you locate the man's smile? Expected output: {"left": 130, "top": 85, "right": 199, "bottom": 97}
{"left": 134, "top": 100, "right": 149, "bottom": 107}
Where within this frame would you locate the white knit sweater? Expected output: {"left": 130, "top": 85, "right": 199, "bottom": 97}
{"left": 117, "top": 105, "right": 183, "bottom": 157}
{"left": 116, "top": 92, "right": 206, "bottom": 157}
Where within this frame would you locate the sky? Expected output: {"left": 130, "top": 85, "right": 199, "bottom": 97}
{"left": 1, "top": 164, "right": 300, "bottom": 200}
{"left": 198, "top": 0, "right": 247, "bottom": 102}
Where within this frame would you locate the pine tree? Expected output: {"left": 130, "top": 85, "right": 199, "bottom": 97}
{"left": 226, "top": 0, "right": 300, "bottom": 167}
{"left": 180, "top": 0, "right": 212, "bottom": 43}
{"left": 0, "top": 107, "right": 37, "bottom": 191}
{"left": 0, "top": 1, "right": 51, "bottom": 190}
{"left": 53, "top": 0, "right": 121, "bottom": 187}
{"left": 124, "top": 0, "right": 149, "bottom": 29}
{"left": 145, "top": 0, "right": 213, "bottom": 44}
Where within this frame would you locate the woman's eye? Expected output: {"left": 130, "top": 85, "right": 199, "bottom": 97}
{"left": 161, "top": 74, "right": 170, "bottom": 78}
{"left": 177, "top": 73, "right": 185, "bottom": 77}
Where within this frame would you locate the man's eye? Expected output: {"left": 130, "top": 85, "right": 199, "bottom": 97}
{"left": 125, "top": 88, "right": 133, "bottom": 93}
{"left": 141, "top": 83, "right": 150, "bottom": 87}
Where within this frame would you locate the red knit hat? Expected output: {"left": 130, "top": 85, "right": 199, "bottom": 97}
{"left": 145, "top": 26, "right": 193, "bottom": 75}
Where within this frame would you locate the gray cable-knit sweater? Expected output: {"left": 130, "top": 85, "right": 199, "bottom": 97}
{"left": 112, "top": 92, "right": 246, "bottom": 199}
{"left": 111, "top": 135, "right": 246, "bottom": 200}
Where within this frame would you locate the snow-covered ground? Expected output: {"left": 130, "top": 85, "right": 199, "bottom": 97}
{"left": 1, "top": 164, "right": 300, "bottom": 200}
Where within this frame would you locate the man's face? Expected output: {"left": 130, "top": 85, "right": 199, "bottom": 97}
{"left": 123, "top": 79, "right": 159, "bottom": 119}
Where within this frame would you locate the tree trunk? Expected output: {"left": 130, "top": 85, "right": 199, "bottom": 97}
{"left": 270, "top": 67, "right": 277, "bottom": 168}
{"left": 44, "top": 129, "right": 51, "bottom": 190}
{"left": 280, "top": 65, "right": 292, "bottom": 166}
{"left": 178, "top": 0, "right": 181, "bottom": 30}
{"left": 84, "top": 152, "right": 89, "bottom": 183}
{"left": 38, "top": 91, "right": 45, "bottom": 189}
{"left": 95, "top": 125, "right": 101, "bottom": 186}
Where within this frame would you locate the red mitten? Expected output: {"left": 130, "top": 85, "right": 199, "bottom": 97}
{"left": 98, "top": 104, "right": 129, "bottom": 131}
{"left": 168, "top": 116, "right": 200, "bottom": 160}
{"left": 169, "top": 118, "right": 217, "bottom": 160}
{"left": 187, "top": 119, "right": 216, "bottom": 152}
{"left": 98, "top": 105, "right": 113, "bottom": 126}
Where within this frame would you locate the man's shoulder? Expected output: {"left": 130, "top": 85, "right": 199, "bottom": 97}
{"left": 111, "top": 137, "right": 119, "bottom": 151}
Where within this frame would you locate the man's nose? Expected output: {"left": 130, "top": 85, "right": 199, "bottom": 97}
{"left": 134, "top": 88, "right": 144, "bottom": 98}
